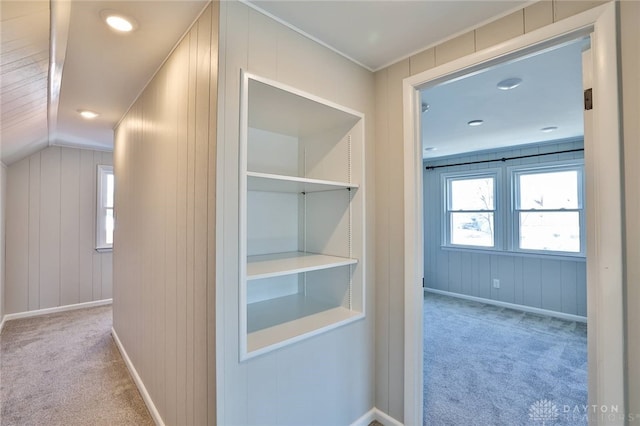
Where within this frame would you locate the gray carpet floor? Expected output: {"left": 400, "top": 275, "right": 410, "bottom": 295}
{"left": 0, "top": 305, "right": 153, "bottom": 426}
{"left": 424, "top": 292, "right": 587, "bottom": 426}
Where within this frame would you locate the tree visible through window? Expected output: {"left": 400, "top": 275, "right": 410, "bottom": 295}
{"left": 97, "top": 165, "right": 114, "bottom": 250}
{"left": 446, "top": 174, "right": 496, "bottom": 247}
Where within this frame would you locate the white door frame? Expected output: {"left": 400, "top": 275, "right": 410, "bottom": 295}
{"left": 402, "top": 3, "right": 624, "bottom": 425}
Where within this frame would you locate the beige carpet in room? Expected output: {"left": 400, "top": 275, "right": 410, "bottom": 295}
{"left": 0, "top": 305, "right": 153, "bottom": 426}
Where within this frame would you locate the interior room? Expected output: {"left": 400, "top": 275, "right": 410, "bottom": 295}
{"left": 420, "top": 39, "right": 588, "bottom": 424}
{"left": 0, "top": 1, "right": 637, "bottom": 425}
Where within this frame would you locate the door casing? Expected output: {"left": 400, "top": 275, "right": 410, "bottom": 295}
{"left": 402, "top": 3, "right": 624, "bottom": 425}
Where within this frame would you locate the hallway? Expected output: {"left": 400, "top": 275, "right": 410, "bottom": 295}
{"left": 0, "top": 306, "right": 152, "bottom": 425}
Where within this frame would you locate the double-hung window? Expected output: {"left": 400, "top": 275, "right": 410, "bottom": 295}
{"left": 96, "top": 165, "right": 114, "bottom": 250}
{"left": 444, "top": 172, "right": 498, "bottom": 248}
{"left": 513, "top": 164, "right": 584, "bottom": 254}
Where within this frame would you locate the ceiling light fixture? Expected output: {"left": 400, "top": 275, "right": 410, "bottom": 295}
{"left": 78, "top": 109, "right": 99, "bottom": 119}
{"left": 497, "top": 77, "right": 523, "bottom": 90}
{"left": 541, "top": 126, "right": 559, "bottom": 132}
{"left": 421, "top": 102, "right": 430, "bottom": 113}
{"left": 467, "top": 119, "right": 484, "bottom": 126}
{"left": 424, "top": 147, "right": 437, "bottom": 152}
{"left": 101, "top": 10, "right": 137, "bottom": 32}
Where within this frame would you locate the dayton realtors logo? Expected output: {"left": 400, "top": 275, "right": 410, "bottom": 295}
{"left": 529, "top": 400, "right": 560, "bottom": 425}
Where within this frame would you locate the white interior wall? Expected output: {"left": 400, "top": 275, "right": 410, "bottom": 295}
{"left": 4, "top": 146, "right": 113, "bottom": 315}
{"left": 373, "top": 0, "right": 630, "bottom": 421}
{"left": 1, "top": 163, "right": 6, "bottom": 323}
{"left": 112, "top": 4, "right": 218, "bottom": 425}
{"left": 620, "top": 0, "right": 640, "bottom": 414}
{"left": 217, "top": 1, "right": 376, "bottom": 424}
{"left": 424, "top": 141, "right": 586, "bottom": 317}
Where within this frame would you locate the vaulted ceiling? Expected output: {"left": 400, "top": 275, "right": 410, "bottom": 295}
{"left": 1, "top": 1, "right": 50, "bottom": 165}
{"left": 1, "top": 0, "right": 582, "bottom": 166}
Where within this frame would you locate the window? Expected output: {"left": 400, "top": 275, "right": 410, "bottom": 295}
{"left": 513, "top": 165, "right": 584, "bottom": 254}
{"left": 445, "top": 173, "right": 497, "bottom": 248}
{"left": 96, "top": 165, "right": 114, "bottom": 250}
{"left": 440, "top": 160, "right": 585, "bottom": 256}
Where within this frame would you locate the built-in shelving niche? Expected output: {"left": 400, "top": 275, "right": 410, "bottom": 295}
{"left": 239, "top": 72, "right": 366, "bottom": 360}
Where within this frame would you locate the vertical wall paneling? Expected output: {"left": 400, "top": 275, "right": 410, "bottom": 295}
{"left": 6, "top": 159, "right": 29, "bottom": 313}
{"left": 112, "top": 4, "right": 218, "bottom": 425}
{"left": 386, "top": 59, "right": 410, "bottom": 421}
{"left": 422, "top": 143, "right": 587, "bottom": 316}
{"left": 194, "top": 9, "right": 212, "bottom": 424}
{"left": 60, "top": 148, "right": 80, "bottom": 305}
{"left": 620, "top": 0, "right": 640, "bottom": 412}
{"left": 78, "top": 149, "right": 95, "bottom": 302}
{"left": 28, "top": 152, "right": 40, "bottom": 310}
{"left": 540, "top": 260, "right": 562, "bottom": 312}
{"left": 4, "top": 146, "right": 112, "bottom": 315}
{"left": 374, "top": 69, "right": 390, "bottom": 414}
{"left": 37, "top": 147, "right": 60, "bottom": 309}
{"left": 217, "top": 1, "right": 376, "bottom": 424}
{"left": 0, "top": 164, "right": 5, "bottom": 320}
{"left": 174, "top": 37, "right": 189, "bottom": 426}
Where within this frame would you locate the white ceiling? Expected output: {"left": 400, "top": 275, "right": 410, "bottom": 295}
{"left": 54, "top": 0, "right": 209, "bottom": 151}
{"left": 421, "top": 39, "right": 587, "bottom": 159}
{"left": 244, "top": 0, "right": 530, "bottom": 71}
{"left": 1, "top": 0, "right": 584, "bottom": 166}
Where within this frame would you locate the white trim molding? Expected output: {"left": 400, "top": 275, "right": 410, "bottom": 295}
{"left": 425, "top": 288, "right": 587, "bottom": 323}
{"left": 111, "top": 328, "right": 165, "bottom": 426}
{"left": 351, "top": 408, "right": 404, "bottom": 426}
{"left": 403, "top": 3, "right": 623, "bottom": 425}
{"left": 0, "top": 299, "right": 113, "bottom": 333}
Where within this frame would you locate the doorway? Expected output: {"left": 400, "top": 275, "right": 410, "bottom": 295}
{"left": 420, "top": 38, "right": 589, "bottom": 425}
{"left": 401, "top": 3, "right": 624, "bottom": 425}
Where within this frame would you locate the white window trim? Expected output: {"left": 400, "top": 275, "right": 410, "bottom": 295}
{"left": 509, "top": 160, "right": 585, "bottom": 257}
{"left": 441, "top": 169, "right": 502, "bottom": 250}
{"left": 96, "top": 164, "right": 114, "bottom": 251}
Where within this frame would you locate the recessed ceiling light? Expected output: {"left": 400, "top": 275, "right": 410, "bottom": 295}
{"left": 421, "top": 102, "right": 430, "bottom": 113}
{"left": 78, "top": 109, "right": 99, "bottom": 119}
{"left": 101, "top": 10, "right": 137, "bottom": 32}
{"left": 541, "top": 126, "right": 559, "bottom": 132}
{"left": 424, "top": 147, "right": 437, "bottom": 152}
{"left": 497, "top": 77, "right": 523, "bottom": 90}
{"left": 467, "top": 120, "right": 484, "bottom": 127}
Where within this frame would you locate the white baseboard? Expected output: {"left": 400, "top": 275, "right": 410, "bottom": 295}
{"left": 424, "top": 288, "right": 587, "bottom": 323}
{"left": 111, "top": 327, "right": 165, "bottom": 426}
{"left": 351, "top": 408, "right": 403, "bottom": 426}
{"left": 0, "top": 299, "right": 113, "bottom": 332}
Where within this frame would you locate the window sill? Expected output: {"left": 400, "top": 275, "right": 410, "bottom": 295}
{"left": 440, "top": 245, "right": 586, "bottom": 262}
{"left": 95, "top": 247, "right": 113, "bottom": 253}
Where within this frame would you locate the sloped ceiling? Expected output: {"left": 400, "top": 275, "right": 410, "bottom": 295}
{"left": 1, "top": 0, "right": 583, "bottom": 165}
{"left": 0, "top": 1, "right": 50, "bottom": 165}
{"left": 54, "top": 0, "right": 209, "bottom": 151}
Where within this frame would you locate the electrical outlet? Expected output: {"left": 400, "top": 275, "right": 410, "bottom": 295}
{"left": 492, "top": 278, "right": 500, "bottom": 289}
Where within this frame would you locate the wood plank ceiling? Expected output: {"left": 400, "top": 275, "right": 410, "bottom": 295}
{"left": 1, "top": 1, "right": 50, "bottom": 165}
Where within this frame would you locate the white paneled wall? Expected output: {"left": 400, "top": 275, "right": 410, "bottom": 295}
{"left": 374, "top": 1, "right": 612, "bottom": 420}
{"left": 1, "top": 163, "right": 6, "bottom": 321}
{"left": 112, "top": 4, "right": 217, "bottom": 425}
{"left": 621, "top": 0, "right": 640, "bottom": 414}
{"left": 5, "top": 146, "right": 112, "bottom": 314}
{"left": 217, "top": 2, "right": 375, "bottom": 425}
{"left": 423, "top": 141, "right": 587, "bottom": 317}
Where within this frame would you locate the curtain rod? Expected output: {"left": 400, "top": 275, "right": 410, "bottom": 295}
{"left": 425, "top": 148, "right": 584, "bottom": 171}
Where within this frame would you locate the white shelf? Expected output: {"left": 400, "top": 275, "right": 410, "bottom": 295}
{"left": 247, "top": 293, "right": 363, "bottom": 355}
{"left": 247, "top": 251, "right": 357, "bottom": 280}
{"left": 240, "top": 71, "right": 365, "bottom": 360}
{"left": 247, "top": 172, "right": 358, "bottom": 193}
